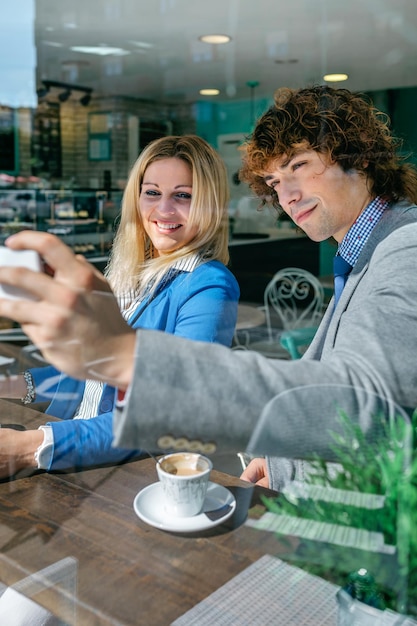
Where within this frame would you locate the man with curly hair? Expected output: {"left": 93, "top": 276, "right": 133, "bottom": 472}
{"left": 1, "top": 86, "right": 417, "bottom": 490}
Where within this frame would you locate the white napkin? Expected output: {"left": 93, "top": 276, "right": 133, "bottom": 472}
{"left": 0, "top": 356, "right": 15, "bottom": 366}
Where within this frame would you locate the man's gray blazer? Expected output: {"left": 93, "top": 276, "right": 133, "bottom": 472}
{"left": 114, "top": 200, "right": 417, "bottom": 490}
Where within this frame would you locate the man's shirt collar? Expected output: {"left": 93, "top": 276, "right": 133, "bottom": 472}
{"left": 338, "top": 196, "right": 388, "bottom": 267}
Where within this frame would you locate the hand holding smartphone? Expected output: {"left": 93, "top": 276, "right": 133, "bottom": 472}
{"left": 0, "top": 246, "right": 42, "bottom": 300}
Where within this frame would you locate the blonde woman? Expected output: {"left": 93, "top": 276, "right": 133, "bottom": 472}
{"left": 0, "top": 135, "right": 239, "bottom": 475}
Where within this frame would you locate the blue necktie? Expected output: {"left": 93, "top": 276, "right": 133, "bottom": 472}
{"left": 333, "top": 254, "right": 352, "bottom": 307}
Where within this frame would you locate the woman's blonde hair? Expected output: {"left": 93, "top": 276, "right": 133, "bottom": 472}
{"left": 105, "top": 135, "right": 230, "bottom": 297}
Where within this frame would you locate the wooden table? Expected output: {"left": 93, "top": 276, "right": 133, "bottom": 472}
{"left": 236, "top": 303, "right": 266, "bottom": 330}
{"left": 1, "top": 401, "right": 412, "bottom": 624}
{"left": 234, "top": 303, "right": 267, "bottom": 349}
{"left": 0, "top": 400, "right": 285, "bottom": 625}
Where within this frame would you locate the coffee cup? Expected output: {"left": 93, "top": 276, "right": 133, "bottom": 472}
{"left": 156, "top": 452, "right": 213, "bottom": 517}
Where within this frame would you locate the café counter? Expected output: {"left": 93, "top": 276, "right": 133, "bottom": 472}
{"left": 228, "top": 228, "right": 320, "bottom": 303}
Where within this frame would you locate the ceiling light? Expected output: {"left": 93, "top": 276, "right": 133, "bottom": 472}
{"left": 275, "top": 58, "right": 299, "bottom": 64}
{"left": 199, "top": 34, "right": 231, "bottom": 45}
{"left": 61, "top": 60, "right": 90, "bottom": 68}
{"left": 40, "top": 80, "right": 93, "bottom": 105}
{"left": 58, "top": 89, "right": 71, "bottom": 102}
{"left": 323, "top": 73, "right": 349, "bottom": 82}
{"left": 79, "top": 93, "right": 91, "bottom": 106}
{"left": 199, "top": 89, "right": 220, "bottom": 96}
{"left": 36, "top": 86, "right": 50, "bottom": 98}
{"left": 70, "top": 45, "right": 130, "bottom": 56}
{"left": 128, "top": 40, "right": 154, "bottom": 49}
{"left": 43, "top": 41, "right": 63, "bottom": 48}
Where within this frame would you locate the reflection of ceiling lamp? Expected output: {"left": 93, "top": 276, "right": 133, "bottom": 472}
{"left": 128, "top": 40, "right": 154, "bottom": 50}
{"left": 199, "top": 34, "right": 231, "bottom": 44}
{"left": 70, "top": 45, "right": 130, "bottom": 56}
{"left": 61, "top": 60, "right": 90, "bottom": 67}
{"left": 323, "top": 73, "right": 348, "bottom": 82}
{"left": 199, "top": 88, "right": 220, "bottom": 96}
{"left": 37, "top": 80, "right": 93, "bottom": 106}
{"left": 275, "top": 58, "right": 299, "bottom": 65}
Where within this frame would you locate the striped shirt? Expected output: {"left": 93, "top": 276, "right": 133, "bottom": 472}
{"left": 73, "top": 252, "right": 203, "bottom": 420}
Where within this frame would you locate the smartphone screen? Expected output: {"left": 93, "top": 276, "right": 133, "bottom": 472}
{"left": 0, "top": 247, "right": 42, "bottom": 300}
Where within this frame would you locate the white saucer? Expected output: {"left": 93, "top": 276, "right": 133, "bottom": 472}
{"left": 133, "top": 481, "right": 236, "bottom": 532}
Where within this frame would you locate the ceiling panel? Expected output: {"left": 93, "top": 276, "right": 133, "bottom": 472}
{"left": 34, "top": 0, "right": 417, "bottom": 104}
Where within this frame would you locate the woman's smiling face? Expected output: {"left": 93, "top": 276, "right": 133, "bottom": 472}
{"left": 139, "top": 157, "right": 198, "bottom": 256}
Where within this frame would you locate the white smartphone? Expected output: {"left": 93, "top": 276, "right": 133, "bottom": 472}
{"left": 0, "top": 246, "right": 42, "bottom": 301}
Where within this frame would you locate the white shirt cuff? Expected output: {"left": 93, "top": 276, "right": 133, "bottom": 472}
{"left": 34, "top": 425, "right": 54, "bottom": 470}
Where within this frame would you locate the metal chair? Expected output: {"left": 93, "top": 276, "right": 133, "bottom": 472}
{"left": 279, "top": 326, "right": 319, "bottom": 359}
{"left": 234, "top": 267, "right": 325, "bottom": 358}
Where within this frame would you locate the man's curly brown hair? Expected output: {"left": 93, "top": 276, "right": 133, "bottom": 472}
{"left": 240, "top": 85, "right": 417, "bottom": 211}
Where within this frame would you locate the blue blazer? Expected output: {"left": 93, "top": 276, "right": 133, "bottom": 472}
{"left": 30, "top": 260, "right": 239, "bottom": 470}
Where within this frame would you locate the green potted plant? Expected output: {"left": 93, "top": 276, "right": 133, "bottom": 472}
{"left": 262, "top": 409, "right": 417, "bottom": 622}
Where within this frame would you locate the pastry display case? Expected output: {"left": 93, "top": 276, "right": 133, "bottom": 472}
{"left": 0, "top": 188, "right": 122, "bottom": 267}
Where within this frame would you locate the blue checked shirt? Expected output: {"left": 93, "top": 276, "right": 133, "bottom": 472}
{"left": 338, "top": 196, "right": 388, "bottom": 266}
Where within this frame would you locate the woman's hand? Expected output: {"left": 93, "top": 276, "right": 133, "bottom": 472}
{"left": 240, "top": 457, "right": 270, "bottom": 487}
{"left": 0, "top": 231, "right": 136, "bottom": 389}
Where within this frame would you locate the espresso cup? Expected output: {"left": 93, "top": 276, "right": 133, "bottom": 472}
{"left": 156, "top": 452, "right": 213, "bottom": 517}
